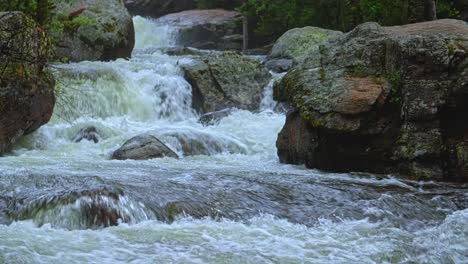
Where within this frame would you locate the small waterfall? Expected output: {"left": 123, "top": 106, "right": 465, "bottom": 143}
{"left": 133, "top": 16, "right": 179, "bottom": 50}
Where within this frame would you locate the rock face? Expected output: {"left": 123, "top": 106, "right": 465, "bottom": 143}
{"left": 274, "top": 19, "right": 468, "bottom": 182}
{"left": 0, "top": 12, "right": 55, "bottom": 153}
{"left": 112, "top": 134, "right": 178, "bottom": 160}
{"left": 155, "top": 9, "right": 243, "bottom": 50}
{"left": 269, "top": 26, "right": 342, "bottom": 65}
{"left": 124, "top": 0, "right": 195, "bottom": 18}
{"left": 53, "top": 0, "right": 135, "bottom": 62}
{"left": 182, "top": 51, "right": 271, "bottom": 113}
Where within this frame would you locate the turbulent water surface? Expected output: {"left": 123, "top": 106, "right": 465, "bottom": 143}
{"left": 0, "top": 16, "right": 467, "bottom": 264}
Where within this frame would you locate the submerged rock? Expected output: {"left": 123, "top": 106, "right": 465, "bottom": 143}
{"left": 155, "top": 9, "right": 243, "bottom": 51}
{"left": 73, "top": 126, "right": 100, "bottom": 143}
{"left": 159, "top": 130, "right": 246, "bottom": 156}
{"left": 112, "top": 134, "right": 178, "bottom": 160}
{"left": 274, "top": 19, "right": 468, "bottom": 182}
{"left": 124, "top": 0, "right": 196, "bottom": 18}
{"left": 198, "top": 108, "right": 233, "bottom": 126}
{"left": 52, "top": 0, "right": 135, "bottom": 62}
{"left": 182, "top": 51, "right": 271, "bottom": 113}
{"left": 0, "top": 12, "right": 55, "bottom": 153}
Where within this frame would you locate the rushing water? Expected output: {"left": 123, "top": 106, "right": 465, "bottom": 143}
{"left": 0, "top": 16, "right": 467, "bottom": 264}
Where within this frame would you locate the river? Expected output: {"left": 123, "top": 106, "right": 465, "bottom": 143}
{"left": 0, "top": 16, "right": 467, "bottom": 264}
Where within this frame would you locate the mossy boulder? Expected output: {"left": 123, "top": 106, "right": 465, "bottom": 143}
{"left": 52, "top": 0, "right": 134, "bottom": 62}
{"left": 182, "top": 51, "right": 271, "bottom": 113}
{"left": 0, "top": 12, "right": 55, "bottom": 153}
{"left": 269, "top": 26, "right": 342, "bottom": 64}
{"left": 275, "top": 19, "right": 468, "bottom": 182}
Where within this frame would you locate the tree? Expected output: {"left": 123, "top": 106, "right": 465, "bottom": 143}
{"left": 425, "top": 0, "right": 437, "bottom": 20}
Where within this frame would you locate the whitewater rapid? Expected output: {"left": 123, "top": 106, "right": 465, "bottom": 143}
{"left": 0, "top": 16, "right": 467, "bottom": 264}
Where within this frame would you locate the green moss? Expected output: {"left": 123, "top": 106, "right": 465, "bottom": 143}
{"left": 63, "top": 14, "right": 98, "bottom": 33}
{"left": 319, "top": 68, "right": 326, "bottom": 82}
{"left": 447, "top": 43, "right": 456, "bottom": 55}
{"left": 103, "top": 23, "right": 115, "bottom": 33}
{"left": 385, "top": 70, "right": 403, "bottom": 104}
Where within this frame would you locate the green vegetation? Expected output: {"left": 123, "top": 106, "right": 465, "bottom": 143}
{"left": 0, "top": 0, "right": 54, "bottom": 26}
{"left": 195, "top": 0, "right": 466, "bottom": 44}
{"left": 386, "top": 70, "right": 403, "bottom": 105}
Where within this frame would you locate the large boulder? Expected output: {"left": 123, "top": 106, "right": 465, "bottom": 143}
{"left": 182, "top": 51, "right": 271, "bottom": 113}
{"left": 0, "top": 12, "right": 55, "bottom": 153}
{"left": 124, "top": 0, "right": 196, "bottom": 18}
{"left": 52, "top": 0, "right": 135, "bottom": 62}
{"left": 274, "top": 19, "right": 468, "bottom": 182}
{"left": 112, "top": 134, "right": 178, "bottom": 160}
{"left": 268, "top": 26, "right": 342, "bottom": 67}
{"left": 155, "top": 9, "right": 243, "bottom": 50}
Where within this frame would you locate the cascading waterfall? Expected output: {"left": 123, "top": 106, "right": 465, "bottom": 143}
{"left": 0, "top": 16, "right": 466, "bottom": 263}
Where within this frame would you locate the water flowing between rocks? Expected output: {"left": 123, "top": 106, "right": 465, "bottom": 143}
{"left": 0, "top": 16, "right": 467, "bottom": 263}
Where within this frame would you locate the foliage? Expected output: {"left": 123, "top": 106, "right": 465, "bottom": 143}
{"left": 0, "top": 0, "right": 55, "bottom": 26}
{"left": 437, "top": 0, "right": 461, "bottom": 19}
{"left": 195, "top": 0, "right": 465, "bottom": 44}
{"left": 195, "top": 0, "right": 243, "bottom": 10}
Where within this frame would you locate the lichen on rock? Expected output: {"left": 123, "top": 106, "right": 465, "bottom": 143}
{"left": 274, "top": 19, "right": 468, "bottom": 182}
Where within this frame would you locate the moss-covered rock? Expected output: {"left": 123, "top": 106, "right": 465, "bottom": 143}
{"left": 269, "top": 26, "right": 342, "bottom": 64}
{"left": 182, "top": 51, "right": 271, "bottom": 113}
{"left": 275, "top": 19, "right": 468, "bottom": 182}
{"left": 0, "top": 12, "right": 55, "bottom": 153}
{"left": 52, "top": 0, "right": 134, "bottom": 62}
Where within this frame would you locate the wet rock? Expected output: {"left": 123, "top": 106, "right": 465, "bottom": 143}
{"left": 112, "top": 134, "right": 178, "bottom": 160}
{"left": 0, "top": 12, "right": 55, "bottom": 154}
{"left": 182, "top": 51, "right": 272, "bottom": 113}
{"left": 159, "top": 130, "right": 246, "bottom": 156}
{"left": 161, "top": 46, "right": 206, "bottom": 56}
{"left": 53, "top": 0, "right": 135, "bottom": 62}
{"left": 73, "top": 126, "right": 100, "bottom": 143}
{"left": 198, "top": 108, "right": 233, "bottom": 126}
{"left": 269, "top": 26, "right": 342, "bottom": 64}
{"left": 265, "top": 59, "right": 293, "bottom": 73}
{"left": 124, "top": 0, "right": 195, "bottom": 18}
{"left": 244, "top": 44, "right": 274, "bottom": 56}
{"left": 274, "top": 19, "right": 468, "bottom": 181}
{"left": 155, "top": 9, "right": 243, "bottom": 51}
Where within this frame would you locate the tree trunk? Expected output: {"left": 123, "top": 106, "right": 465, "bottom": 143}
{"left": 36, "top": 0, "right": 49, "bottom": 26}
{"left": 425, "top": 0, "right": 437, "bottom": 21}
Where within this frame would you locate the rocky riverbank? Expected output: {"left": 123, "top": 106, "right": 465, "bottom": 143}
{"left": 274, "top": 19, "right": 468, "bottom": 182}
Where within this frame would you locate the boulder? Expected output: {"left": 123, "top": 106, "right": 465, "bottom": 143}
{"left": 182, "top": 51, "right": 271, "bottom": 113}
{"left": 124, "top": 0, "right": 196, "bottom": 18}
{"left": 73, "top": 126, "right": 100, "bottom": 143}
{"left": 159, "top": 130, "right": 246, "bottom": 156}
{"left": 0, "top": 12, "right": 55, "bottom": 153}
{"left": 264, "top": 59, "right": 293, "bottom": 73}
{"left": 274, "top": 19, "right": 468, "bottom": 182}
{"left": 112, "top": 134, "right": 178, "bottom": 160}
{"left": 269, "top": 26, "right": 342, "bottom": 64}
{"left": 52, "top": 0, "right": 135, "bottom": 62}
{"left": 155, "top": 9, "right": 243, "bottom": 50}
{"left": 198, "top": 108, "right": 233, "bottom": 126}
